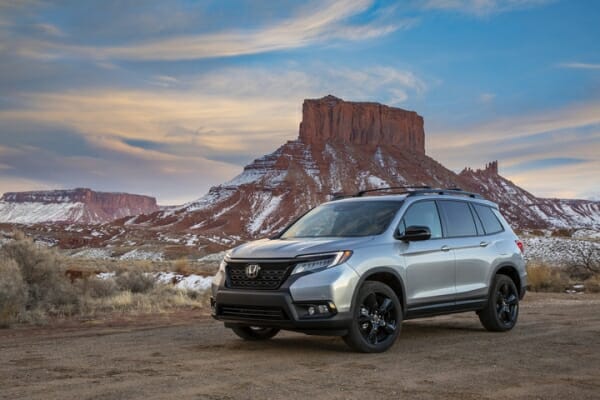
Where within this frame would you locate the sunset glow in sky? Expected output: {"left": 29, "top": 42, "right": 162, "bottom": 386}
{"left": 0, "top": 0, "right": 598, "bottom": 203}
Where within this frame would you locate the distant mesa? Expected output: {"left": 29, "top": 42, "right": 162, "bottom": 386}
{"left": 0, "top": 188, "right": 159, "bottom": 224}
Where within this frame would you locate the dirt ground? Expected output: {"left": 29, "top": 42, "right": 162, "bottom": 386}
{"left": 1, "top": 292, "right": 599, "bottom": 400}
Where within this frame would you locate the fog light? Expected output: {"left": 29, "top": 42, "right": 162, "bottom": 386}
{"left": 210, "top": 297, "right": 216, "bottom": 314}
{"left": 308, "top": 306, "right": 316, "bottom": 315}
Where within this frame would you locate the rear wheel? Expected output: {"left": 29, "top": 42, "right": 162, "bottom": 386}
{"left": 230, "top": 326, "right": 280, "bottom": 341}
{"left": 479, "top": 274, "right": 519, "bottom": 332}
{"left": 343, "top": 281, "right": 402, "bottom": 353}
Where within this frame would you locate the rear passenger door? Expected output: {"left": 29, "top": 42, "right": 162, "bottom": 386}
{"left": 437, "top": 200, "right": 490, "bottom": 302}
{"left": 398, "top": 200, "right": 456, "bottom": 307}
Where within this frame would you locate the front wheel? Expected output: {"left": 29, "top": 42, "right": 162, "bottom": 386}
{"left": 478, "top": 274, "right": 519, "bottom": 332}
{"left": 230, "top": 326, "right": 280, "bottom": 341}
{"left": 343, "top": 281, "right": 402, "bottom": 353}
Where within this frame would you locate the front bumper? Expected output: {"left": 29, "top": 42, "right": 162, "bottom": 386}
{"left": 212, "top": 289, "right": 352, "bottom": 335}
{"left": 211, "top": 263, "right": 359, "bottom": 335}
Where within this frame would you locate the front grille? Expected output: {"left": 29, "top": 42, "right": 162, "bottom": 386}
{"left": 226, "top": 261, "right": 294, "bottom": 290}
{"left": 219, "top": 305, "right": 289, "bottom": 321}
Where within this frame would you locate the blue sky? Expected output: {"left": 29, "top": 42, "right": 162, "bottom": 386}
{"left": 0, "top": 0, "right": 598, "bottom": 203}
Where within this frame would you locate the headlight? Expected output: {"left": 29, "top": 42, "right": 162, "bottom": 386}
{"left": 291, "top": 251, "right": 352, "bottom": 275}
{"left": 217, "top": 253, "right": 230, "bottom": 273}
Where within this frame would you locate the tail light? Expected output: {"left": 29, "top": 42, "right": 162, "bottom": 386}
{"left": 515, "top": 240, "right": 524, "bottom": 254}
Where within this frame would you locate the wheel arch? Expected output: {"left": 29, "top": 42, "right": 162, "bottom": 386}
{"left": 492, "top": 263, "right": 522, "bottom": 294}
{"left": 351, "top": 267, "right": 407, "bottom": 317}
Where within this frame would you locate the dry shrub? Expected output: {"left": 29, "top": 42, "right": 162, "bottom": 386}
{"left": 173, "top": 258, "right": 192, "bottom": 276}
{"left": 583, "top": 275, "right": 600, "bottom": 293}
{"left": 0, "top": 236, "right": 79, "bottom": 316}
{"left": 0, "top": 233, "right": 210, "bottom": 325}
{"left": 0, "top": 257, "right": 28, "bottom": 327}
{"left": 527, "top": 263, "right": 570, "bottom": 292}
{"left": 551, "top": 229, "right": 573, "bottom": 238}
{"left": 115, "top": 270, "right": 155, "bottom": 293}
{"left": 76, "top": 276, "right": 118, "bottom": 298}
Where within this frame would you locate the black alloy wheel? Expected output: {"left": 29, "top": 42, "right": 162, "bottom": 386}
{"left": 478, "top": 274, "right": 520, "bottom": 332}
{"left": 496, "top": 280, "right": 519, "bottom": 326}
{"left": 344, "top": 281, "right": 402, "bottom": 353}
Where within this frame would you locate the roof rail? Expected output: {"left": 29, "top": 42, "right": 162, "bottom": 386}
{"left": 356, "top": 185, "right": 432, "bottom": 197}
{"left": 330, "top": 186, "right": 483, "bottom": 200}
{"left": 406, "top": 188, "right": 483, "bottom": 199}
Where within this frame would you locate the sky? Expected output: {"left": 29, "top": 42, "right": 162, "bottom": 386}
{"left": 0, "top": 0, "right": 598, "bottom": 204}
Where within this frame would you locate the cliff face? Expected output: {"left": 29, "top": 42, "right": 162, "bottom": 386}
{"left": 0, "top": 188, "right": 159, "bottom": 224}
{"left": 459, "top": 163, "right": 600, "bottom": 230}
{"left": 299, "top": 95, "right": 425, "bottom": 153}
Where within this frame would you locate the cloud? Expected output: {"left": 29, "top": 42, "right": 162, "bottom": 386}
{"left": 417, "top": 0, "right": 554, "bottom": 16}
{"left": 508, "top": 159, "right": 600, "bottom": 200}
{"left": 503, "top": 157, "right": 588, "bottom": 173}
{"left": 0, "top": 61, "right": 428, "bottom": 202}
{"left": 429, "top": 101, "right": 600, "bottom": 150}
{"left": 18, "top": 0, "right": 410, "bottom": 62}
{"left": 33, "top": 23, "right": 65, "bottom": 37}
{"left": 558, "top": 62, "right": 600, "bottom": 70}
{"left": 428, "top": 103, "right": 600, "bottom": 199}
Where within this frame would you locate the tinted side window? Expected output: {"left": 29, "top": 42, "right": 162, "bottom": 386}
{"left": 473, "top": 204, "right": 504, "bottom": 234}
{"left": 399, "top": 201, "right": 442, "bottom": 239}
{"left": 438, "top": 201, "right": 477, "bottom": 237}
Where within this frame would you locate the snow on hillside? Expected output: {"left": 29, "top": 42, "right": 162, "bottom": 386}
{"left": 0, "top": 201, "right": 88, "bottom": 224}
{"left": 522, "top": 236, "right": 599, "bottom": 266}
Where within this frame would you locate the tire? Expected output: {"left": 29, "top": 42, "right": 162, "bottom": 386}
{"left": 479, "top": 274, "right": 520, "bottom": 332}
{"left": 230, "top": 325, "right": 280, "bottom": 341}
{"left": 343, "top": 281, "right": 402, "bottom": 353}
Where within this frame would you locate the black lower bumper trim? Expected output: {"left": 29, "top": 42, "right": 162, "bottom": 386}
{"left": 213, "top": 289, "right": 351, "bottom": 334}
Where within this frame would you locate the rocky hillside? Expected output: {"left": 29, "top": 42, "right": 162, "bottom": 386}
{"left": 124, "top": 95, "right": 599, "bottom": 241}
{"left": 460, "top": 162, "right": 600, "bottom": 230}
{"left": 0, "top": 188, "right": 159, "bottom": 224}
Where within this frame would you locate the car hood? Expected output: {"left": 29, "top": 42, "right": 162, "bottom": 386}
{"left": 228, "top": 237, "right": 375, "bottom": 260}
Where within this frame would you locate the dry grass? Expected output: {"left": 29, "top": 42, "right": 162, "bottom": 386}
{"left": 173, "top": 258, "right": 193, "bottom": 276}
{"left": 0, "top": 235, "right": 209, "bottom": 327}
{"left": 79, "top": 285, "right": 206, "bottom": 317}
{"left": 583, "top": 275, "right": 600, "bottom": 293}
{"left": 527, "top": 262, "right": 570, "bottom": 292}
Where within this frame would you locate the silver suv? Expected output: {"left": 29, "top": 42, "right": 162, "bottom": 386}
{"left": 211, "top": 188, "right": 527, "bottom": 353}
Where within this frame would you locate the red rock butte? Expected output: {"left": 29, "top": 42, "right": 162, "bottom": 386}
{"left": 299, "top": 95, "right": 425, "bottom": 154}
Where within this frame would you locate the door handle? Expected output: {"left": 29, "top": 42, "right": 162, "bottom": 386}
{"left": 440, "top": 245, "right": 451, "bottom": 252}
{"left": 480, "top": 241, "right": 489, "bottom": 247}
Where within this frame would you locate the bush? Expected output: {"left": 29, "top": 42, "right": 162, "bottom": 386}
{"left": 0, "top": 236, "right": 79, "bottom": 315}
{"left": 173, "top": 258, "right": 193, "bottom": 276}
{"left": 0, "top": 257, "right": 28, "bottom": 327}
{"left": 0, "top": 233, "right": 209, "bottom": 325}
{"left": 116, "top": 270, "right": 155, "bottom": 293}
{"left": 527, "top": 263, "right": 570, "bottom": 292}
{"left": 76, "top": 276, "right": 119, "bottom": 298}
{"left": 584, "top": 275, "right": 600, "bottom": 293}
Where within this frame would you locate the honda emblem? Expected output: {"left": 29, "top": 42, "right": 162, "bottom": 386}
{"left": 245, "top": 264, "right": 261, "bottom": 279}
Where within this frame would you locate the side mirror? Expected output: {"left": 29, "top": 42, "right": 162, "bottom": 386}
{"left": 398, "top": 225, "right": 431, "bottom": 242}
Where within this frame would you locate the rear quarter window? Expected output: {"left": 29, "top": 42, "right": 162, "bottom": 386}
{"left": 473, "top": 204, "right": 504, "bottom": 234}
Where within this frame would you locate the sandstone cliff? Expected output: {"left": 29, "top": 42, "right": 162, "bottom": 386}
{"left": 299, "top": 95, "right": 425, "bottom": 153}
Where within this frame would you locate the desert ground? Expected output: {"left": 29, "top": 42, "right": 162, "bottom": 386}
{"left": 1, "top": 292, "right": 599, "bottom": 400}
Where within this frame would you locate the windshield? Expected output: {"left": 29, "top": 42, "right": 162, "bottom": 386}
{"left": 281, "top": 200, "right": 403, "bottom": 238}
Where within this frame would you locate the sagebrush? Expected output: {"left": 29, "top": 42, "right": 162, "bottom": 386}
{"left": 0, "top": 235, "right": 206, "bottom": 327}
